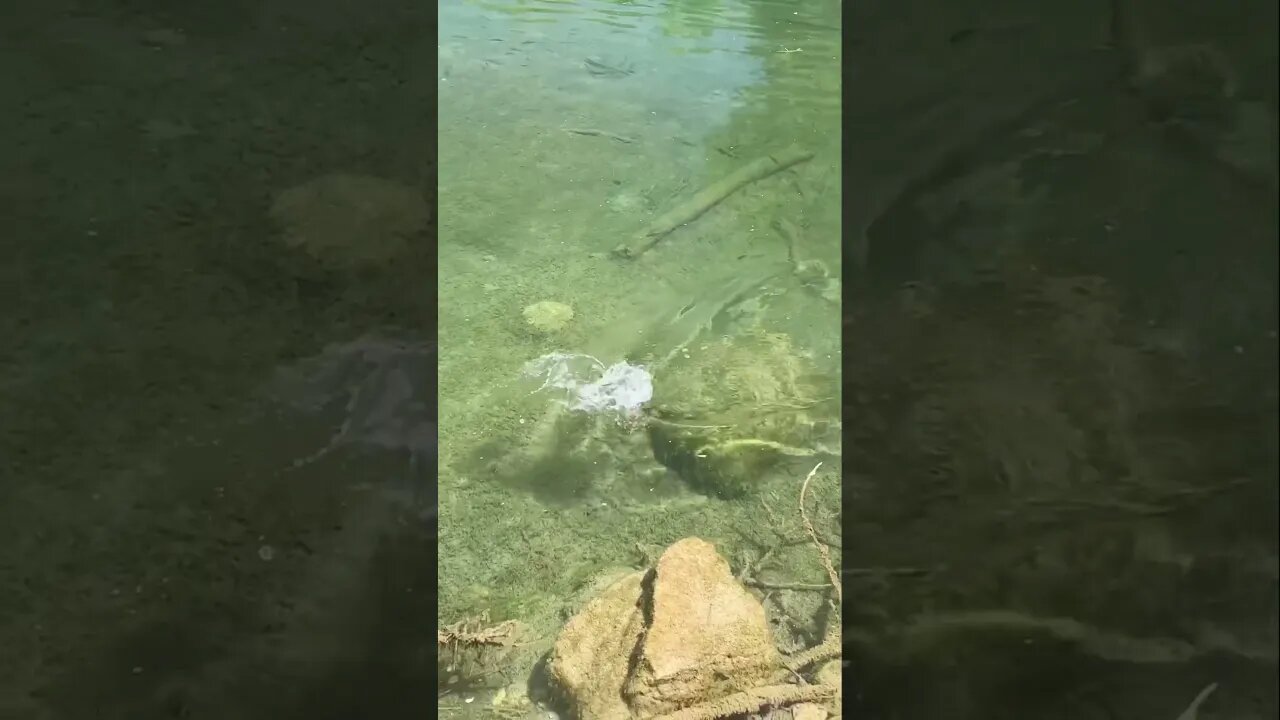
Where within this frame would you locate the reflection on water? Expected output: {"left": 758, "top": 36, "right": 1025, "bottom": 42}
{"left": 438, "top": 0, "right": 839, "bottom": 147}
{"left": 438, "top": 0, "right": 842, "bottom": 716}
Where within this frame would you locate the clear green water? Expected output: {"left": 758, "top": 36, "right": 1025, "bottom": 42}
{"left": 436, "top": 0, "right": 844, "bottom": 708}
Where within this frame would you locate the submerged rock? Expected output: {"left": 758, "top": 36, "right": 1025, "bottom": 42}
{"left": 549, "top": 538, "right": 783, "bottom": 720}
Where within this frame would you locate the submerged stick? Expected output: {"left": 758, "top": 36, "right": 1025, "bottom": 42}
{"left": 613, "top": 144, "right": 813, "bottom": 259}
{"left": 563, "top": 127, "right": 635, "bottom": 144}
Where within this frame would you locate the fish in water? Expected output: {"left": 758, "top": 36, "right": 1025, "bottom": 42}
{"left": 584, "top": 56, "right": 634, "bottom": 78}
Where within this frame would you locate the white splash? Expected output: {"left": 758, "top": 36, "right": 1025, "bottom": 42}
{"left": 522, "top": 352, "right": 653, "bottom": 420}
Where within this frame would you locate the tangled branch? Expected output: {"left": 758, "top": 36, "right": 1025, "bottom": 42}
{"left": 438, "top": 613, "right": 522, "bottom": 654}
{"left": 798, "top": 462, "right": 842, "bottom": 604}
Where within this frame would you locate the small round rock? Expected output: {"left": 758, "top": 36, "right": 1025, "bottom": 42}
{"left": 523, "top": 300, "right": 574, "bottom": 335}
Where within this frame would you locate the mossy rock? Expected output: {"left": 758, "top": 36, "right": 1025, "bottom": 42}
{"left": 648, "top": 426, "right": 784, "bottom": 499}
{"left": 645, "top": 328, "right": 834, "bottom": 498}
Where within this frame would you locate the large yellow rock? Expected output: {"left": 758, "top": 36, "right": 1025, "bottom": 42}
{"left": 548, "top": 538, "right": 783, "bottom": 720}
{"left": 625, "top": 538, "right": 783, "bottom": 717}
{"left": 548, "top": 571, "right": 646, "bottom": 720}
